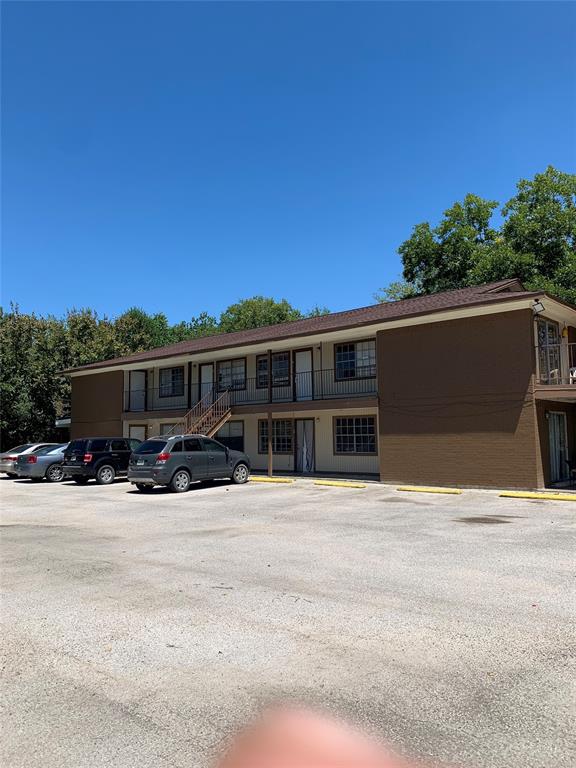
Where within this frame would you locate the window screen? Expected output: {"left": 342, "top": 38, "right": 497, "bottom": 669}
{"left": 334, "top": 417, "right": 376, "bottom": 454}
{"left": 259, "top": 420, "right": 293, "bottom": 454}
{"left": 159, "top": 367, "right": 184, "bottom": 397}
{"left": 218, "top": 359, "right": 246, "bottom": 390}
{"left": 335, "top": 341, "right": 376, "bottom": 379}
{"left": 215, "top": 421, "right": 244, "bottom": 452}
{"left": 256, "top": 353, "right": 291, "bottom": 387}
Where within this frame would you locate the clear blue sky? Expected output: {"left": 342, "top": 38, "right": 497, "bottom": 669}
{"left": 2, "top": 1, "right": 575, "bottom": 323}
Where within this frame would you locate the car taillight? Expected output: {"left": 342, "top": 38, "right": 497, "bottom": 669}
{"left": 6, "top": 456, "right": 18, "bottom": 461}
{"left": 156, "top": 452, "right": 171, "bottom": 464}
{"left": 83, "top": 453, "right": 93, "bottom": 462}
{"left": 27, "top": 455, "right": 38, "bottom": 464}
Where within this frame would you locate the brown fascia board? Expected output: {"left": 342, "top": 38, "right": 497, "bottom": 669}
{"left": 61, "top": 289, "right": 545, "bottom": 376}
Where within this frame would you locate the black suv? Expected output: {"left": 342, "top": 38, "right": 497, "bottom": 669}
{"left": 63, "top": 437, "right": 141, "bottom": 485}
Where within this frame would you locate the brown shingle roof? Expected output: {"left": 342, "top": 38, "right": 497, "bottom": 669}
{"left": 64, "top": 279, "right": 540, "bottom": 373}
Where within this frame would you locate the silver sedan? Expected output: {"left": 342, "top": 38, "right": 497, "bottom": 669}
{"left": 13, "top": 444, "right": 69, "bottom": 482}
{"left": 0, "top": 443, "right": 60, "bottom": 477}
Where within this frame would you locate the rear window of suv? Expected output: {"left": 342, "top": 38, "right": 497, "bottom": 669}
{"left": 67, "top": 440, "right": 87, "bottom": 453}
{"left": 88, "top": 439, "right": 108, "bottom": 452}
{"left": 134, "top": 440, "right": 167, "bottom": 455}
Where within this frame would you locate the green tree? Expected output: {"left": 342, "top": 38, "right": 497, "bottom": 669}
{"left": 171, "top": 312, "right": 219, "bottom": 342}
{"left": 0, "top": 307, "right": 68, "bottom": 448}
{"left": 378, "top": 167, "right": 576, "bottom": 304}
{"left": 113, "top": 308, "right": 173, "bottom": 355}
{"left": 218, "top": 297, "right": 305, "bottom": 333}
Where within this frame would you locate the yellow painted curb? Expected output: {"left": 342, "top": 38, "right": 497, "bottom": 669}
{"left": 250, "top": 476, "right": 294, "bottom": 484}
{"left": 500, "top": 491, "right": 576, "bottom": 502}
{"left": 314, "top": 480, "right": 366, "bottom": 489}
{"left": 397, "top": 485, "right": 462, "bottom": 495}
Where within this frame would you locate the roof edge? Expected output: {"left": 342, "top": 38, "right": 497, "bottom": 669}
{"left": 61, "top": 290, "right": 546, "bottom": 376}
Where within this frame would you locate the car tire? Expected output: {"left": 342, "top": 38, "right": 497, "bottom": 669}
{"left": 169, "top": 469, "right": 191, "bottom": 493}
{"left": 232, "top": 463, "right": 249, "bottom": 484}
{"left": 73, "top": 477, "right": 90, "bottom": 485}
{"left": 96, "top": 465, "right": 116, "bottom": 485}
{"left": 135, "top": 483, "right": 154, "bottom": 493}
{"left": 45, "top": 464, "right": 65, "bottom": 483}
{"left": 6, "top": 473, "right": 17, "bottom": 478}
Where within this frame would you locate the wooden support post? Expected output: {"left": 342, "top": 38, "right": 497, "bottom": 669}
{"left": 267, "top": 411, "right": 273, "bottom": 477}
{"left": 267, "top": 349, "right": 273, "bottom": 477}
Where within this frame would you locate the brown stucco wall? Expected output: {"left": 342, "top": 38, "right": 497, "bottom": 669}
{"left": 535, "top": 400, "right": 576, "bottom": 487}
{"left": 70, "top": 371, "right": 124, "bottom": 438}
{"left": 377, "top": 309, "right": 540, "bottom": 489}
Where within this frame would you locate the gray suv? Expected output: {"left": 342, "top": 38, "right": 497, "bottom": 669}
{"left": 127, "top": 434, "right": 250, "bottom": 493}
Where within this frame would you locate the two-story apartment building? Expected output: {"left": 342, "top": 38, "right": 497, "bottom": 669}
{"left": 65, "top": 279, "right": 576, "bottom": 489}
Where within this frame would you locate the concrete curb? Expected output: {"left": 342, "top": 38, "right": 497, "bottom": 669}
{"left": 250, "top": 476, "right": 294, "bottom": 484}
{"left": 500, "top": 491, "right": 576, "bottom": 502}
{"left": 397, "top": 485, "right": 462, "bottom": 495}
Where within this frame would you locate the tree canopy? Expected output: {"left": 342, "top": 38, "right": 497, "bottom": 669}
{"left": 377, "top": 167, "right": 576, "bottom": 304}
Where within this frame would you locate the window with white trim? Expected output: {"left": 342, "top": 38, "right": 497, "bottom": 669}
{"left": 335, "top": 341, "right": 376, "bottom": 380}
{"left": 334, "top": 417, "right": 376, "bottom": 454}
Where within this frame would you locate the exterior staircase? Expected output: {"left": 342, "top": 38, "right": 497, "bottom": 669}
{"left": 166, "top": 389, "right": 231, "bottom": 438}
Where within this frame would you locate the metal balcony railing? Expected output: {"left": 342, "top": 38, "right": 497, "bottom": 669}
{"left": 123, "top": 368, "right": 377, "bottom": 412}
{"left": 537, "top": 342, "right": 576, "bottom": 385}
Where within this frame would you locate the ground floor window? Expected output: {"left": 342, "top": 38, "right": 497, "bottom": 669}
{"left": 215, "top": 421, "right": 244, "bottom": 452}
{"left": 128, "top": 424, "right": 147, "bottom": 442}
{"left": 258, "top": 419, "right": 293, "bottom": 454}
{"left": 159, "top": 423, "right": 178, "bottom": 436}
{"left": 334, "top": 416, "right": 377, "bottom": 454}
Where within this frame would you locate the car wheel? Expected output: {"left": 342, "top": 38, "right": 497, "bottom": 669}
{"left": 169, "top": 469, "right": 190, "bottom": 493}
{"left": 135, "top": 483, "right": 154, "bottom": 493}
{"left": 73, "top": 477, "right": 90, "bottom": 485}
{"left": 6, "top": 473, "right": 17, "bottom": 478}
{"left": 46, "top": 464, "right": 65, "bottom": 483}
{"left": 232, "top": 463, "right": 249, "bottom": 484}
{"left": 96, "top": 465, "right": 116, "bottom": 485}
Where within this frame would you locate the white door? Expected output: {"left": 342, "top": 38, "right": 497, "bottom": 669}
{"left": 294, "top": 350, "right": 313, "bottom": 401}
{"left": 200, "top": 364, "right": 214, "bottom": 401}
{"left": 129, "top": 371, "right": 146, "bottom": 411}
{"left": 549, "top": 412, "right": 569, "bottom": 483}
{"left": 129, "top": 425, "right": 147, "bottom": 442}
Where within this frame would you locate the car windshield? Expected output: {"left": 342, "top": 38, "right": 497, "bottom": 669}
{"left": 6, "top": 444, "right": 33, "bottom": 454}
{"left": 134, "top": 439, "right": 167, "bottom": 455}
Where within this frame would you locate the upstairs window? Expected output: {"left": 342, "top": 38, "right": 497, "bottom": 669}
{"left": 159, "top": 367, "right": 184, "bottom": 397}
{"left": 217, "top": 358, "right": 246, "bottom": 390}
{"left": 335, "top": 340, "right": 376, "bottom": 380}
{"left": 256, "top": 352, "right": 291, "bottom": 388}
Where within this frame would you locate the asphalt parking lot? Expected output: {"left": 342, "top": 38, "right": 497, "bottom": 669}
{"left": 1, "top": 476, "right": 575, "bottom": 768}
